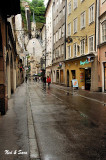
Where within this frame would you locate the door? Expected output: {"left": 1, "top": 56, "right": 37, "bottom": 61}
{"left": 60, "top": 70, "right": 63, "bottom": 83}
{"left": 85, "top": 68, "right": 91, "bottom": 90}
{"left": 67, "top": 70, "right": 69, "bottom": 87}
{"left": 56, "top": 70, "right": 59, "bottom": 83}
{"left": 104, "top": 63, "right": 106, "bottom": 91}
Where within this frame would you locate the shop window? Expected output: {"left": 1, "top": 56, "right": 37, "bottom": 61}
{"left": 71, "top": 70, "right": 76, "bottom": 79}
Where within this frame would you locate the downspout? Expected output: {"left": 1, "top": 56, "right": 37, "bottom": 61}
{"left": 95, "top": 0, "right": 97, "bottom": 52}
{"left": 97, "top": 0, "right": 100, "bottom": 62}
{"left": 64, "top": 0, "right": 67, "bottom": 60}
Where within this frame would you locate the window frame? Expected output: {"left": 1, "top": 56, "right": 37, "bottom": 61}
{"left": 89, "top": 4, "right": 95, "bottom": 24}
{"left": 68, "top": 1, "right": 71, "bottom": 15}
{"left": 73, "top": 43, "right": 77, "bottom": 57}
{"left": 88, "top": 35, "right": 94, "bottom": 52}
{"left": 102, "top": 21, "right": 106, "bottom": 43}
{"left": 80, "top": 11, "right": 86, "bottom": 29}
{"left": 80, "top": 39, "right": 85, "bottom": 55}
{"left": 73, "top": 18, "right": 77, "bottom": 34}
{"left": 68, "top": 45, "right": 71, "bottom": 58}
{"left": 73, "top": 0, "right": 78, "bottom": 10}
{"left": 68, "top": 23, "right": 71, "bottom": 36}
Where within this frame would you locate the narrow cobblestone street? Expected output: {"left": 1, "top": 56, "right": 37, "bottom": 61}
{"left": 0, "top": 82, "right": 106, "bottom": 160}
{"left": 29, "top": 81, "right": 106, "bottom": 160}
{"left": 0, "top": 83, "right": 29, "bottom": 160}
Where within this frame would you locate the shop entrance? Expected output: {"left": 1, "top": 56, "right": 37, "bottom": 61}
{"left": 85, "top": 68, "right": 91, "bottom": 90}
{"left": 67, "top": 70, "right": 69, "bottom": 87}
{"left": 104, "top": 63, "right": 106, "bottom": 91}
{"left": 60, "top": 70, "right": 64, "bottom": 84}
{"left": 56, "top": 70, "right": 59, "bottom": 83}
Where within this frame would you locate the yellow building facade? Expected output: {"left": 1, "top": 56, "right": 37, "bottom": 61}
{"left": 65, "top": 0, "right": 98, "bottom": 91}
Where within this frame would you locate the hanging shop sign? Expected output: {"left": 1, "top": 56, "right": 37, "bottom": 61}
{"left": 72, "top": 79, "right": 78, "bottom": 88}
{"left": 80, "top": 59, "right": 89, "bottom": 66}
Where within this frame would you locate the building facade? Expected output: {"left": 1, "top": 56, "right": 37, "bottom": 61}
{"left": 52, "top": 0, "right": 66, "bottom": 85}
{"left": 45, "top": 0, "right": 53, "bottom": 78}
{"left": 65, "top": 0, "right": 98, "bottom": 91}
{"left": 0, "top": 0, "right": 20, "bottom": 115}
{"left": 98, "top": 0, "right": 106, "bottom": 92}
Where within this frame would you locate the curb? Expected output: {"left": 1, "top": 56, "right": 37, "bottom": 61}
{"left": 26, "top": 85, "right": 41, "bottom": 160}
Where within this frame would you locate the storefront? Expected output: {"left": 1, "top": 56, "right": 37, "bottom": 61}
{"left": 52, "top": 62, "right": 65, "bottom": 85}
{"left": 65, "top": 54, "right": 98, "bottom": 91}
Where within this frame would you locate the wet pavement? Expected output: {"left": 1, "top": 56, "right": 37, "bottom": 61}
{"left": 28, "top": 81, "right": 106, "bottom": 160}
{"left": 0, "top": 83, "right": 29, "bottom": 160}
{"left": 0, "top": 81, "right": 106, "bottom": 160}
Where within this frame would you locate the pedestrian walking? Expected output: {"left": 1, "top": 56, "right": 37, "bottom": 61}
{"left": 47, "top": 76, "right": 51, "bottom": 88}
{"left": 25, "top": 76, "right": 27, "bottom": 83}
{"left": 43, "top": 75, "right": 46, "bottom": 87}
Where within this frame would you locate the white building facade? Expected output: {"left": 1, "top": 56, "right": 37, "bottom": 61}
{"left": 45, "top": 0, "right": 53, "bottom": 78}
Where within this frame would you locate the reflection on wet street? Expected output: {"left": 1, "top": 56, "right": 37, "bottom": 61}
{"left": 28, "top": 81, "right": 106, "bottom": 160}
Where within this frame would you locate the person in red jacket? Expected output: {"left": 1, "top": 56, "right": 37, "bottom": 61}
{"left": 47, "top": 76, "right": 51, "bottom": 88}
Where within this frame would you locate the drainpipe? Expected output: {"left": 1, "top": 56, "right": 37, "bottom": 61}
{"left": 64, "top": 0, "right": 67, "bottom": 60}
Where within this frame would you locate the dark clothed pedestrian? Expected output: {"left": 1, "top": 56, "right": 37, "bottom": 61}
{"left": 25, "top": 76, "right": 27, "bottom": 83}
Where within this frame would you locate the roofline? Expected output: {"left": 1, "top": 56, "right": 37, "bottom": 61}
{"left": 44, "top": 0, "right": 52, "bottom": 17}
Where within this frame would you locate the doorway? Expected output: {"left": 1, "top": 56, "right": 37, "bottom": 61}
{"left": 60, "top": 70, "right": 63, "bottom": 84}
{"left": 56, "top": 70, "right": 59, "bottom": 83}
{"left": 67, "top": 70, "right": 69, "bottom": 87}
{"left": 85, "top": 68, "right": 91, "bottom": 90}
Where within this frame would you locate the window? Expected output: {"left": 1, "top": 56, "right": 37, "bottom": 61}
{"left": 68, "top": 46, "right": 71, "bottom": 58}
{"left": 73, "top": 0, "right": 78, "bottom": 10}
{"left": 73, "top": 18, "right": 77, "bottom": 34}
{"left": 62, "top": 44, "right": 64, "bottom": 54}
{"left": 54, "top": 34, "right": 55, "bottom": 44}
{"left": 63, "top": 7, "right": 65, "bottom": 16}
{"left": 68, "top": 23, "right": 71, "bottom": 36}
{"left": 68, "top": 1, "right": 71, "bottom": 14}
{"left": 80, "top": 39, "right": 85, "bottom": 55}
{"left": 53, "top": 50, "right": 55, "bottom": 59}
{"left": 56, "top": 32, "right": 58, "bottom": 42}
{"left": 56, "top": 48, "right": 59, "bottom": 58}
{"left": 89, "top": 36, "right": 94, "bottom": 52}
{"left": 62, "top": 24, "right": 65, "bottom": 37}
{"left": 102, "top": 21, "right": 106, "bottom": 42}
{"left": 73, "top": 43, "right": 77, "bottom": 57}
{"left": 59, "top": 46, "right": 61, "bottom": 56}
{"left": 89, "top": 4, "right": 94, "bottom": 24}
{"left": 59, "top": 28, "right": 62, "bottom": 39}
{"left": 81, "top": 12, "right": 85, "bottom": 29}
